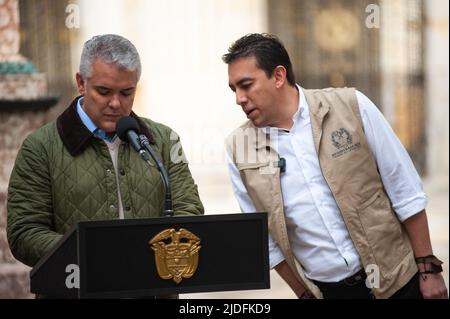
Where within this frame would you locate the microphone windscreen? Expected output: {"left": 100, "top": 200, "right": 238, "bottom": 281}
{"left": 116, "top": 116, "right": 140, "bottom": 141}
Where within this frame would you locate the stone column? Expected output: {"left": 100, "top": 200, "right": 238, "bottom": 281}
{"left": 0, "top": 0, "right": 48, "bottom": 99}
{"left": 0, "top": 0, "right": 56, "bottom": 298}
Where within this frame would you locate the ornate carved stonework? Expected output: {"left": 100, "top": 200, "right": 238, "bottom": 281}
{"left": 0, "top": 0, "right": 47, "bottom": 100}
{"left": 0, "top": 0, "right": 24, "bottom": 62}
{"left": 0, "top": 73, "right": 48, "bottom": 100}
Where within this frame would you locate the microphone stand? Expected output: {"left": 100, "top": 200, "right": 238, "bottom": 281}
{"left": 139, "top": 135, "right": 174, "bottom": 217}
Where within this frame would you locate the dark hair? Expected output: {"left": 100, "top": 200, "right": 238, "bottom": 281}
{"left": 222, "top": 33, "right": 296, "bottom": 87}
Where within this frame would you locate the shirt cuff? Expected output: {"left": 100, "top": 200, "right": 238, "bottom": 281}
{"left": 269, "top": 247, "right": 286, "bottom": 269}
{"left": 394, "top": 192, "right": 428, "bottom": 222}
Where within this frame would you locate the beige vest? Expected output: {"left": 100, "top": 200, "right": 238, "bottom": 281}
{"left": 226, "top": 87, "right": 418, "bottom": 299}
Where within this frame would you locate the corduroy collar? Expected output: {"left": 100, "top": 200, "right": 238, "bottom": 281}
{"left": 56, "top": 96, "right": 155, "bottom": 156}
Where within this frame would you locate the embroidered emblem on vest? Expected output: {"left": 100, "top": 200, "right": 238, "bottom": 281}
{"left": 331, "top": 128, "right": 352, "bottom": 148}
{"left": 331, "top": 128, "right": 361, "bottom": 158}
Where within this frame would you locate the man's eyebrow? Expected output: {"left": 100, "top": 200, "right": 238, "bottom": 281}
{"left": 235, "top": 77, "right": 253, "bottom": 87}
{"left": 93, "top": 86, "right": 135, "bottom": 91}
{"left": 229, "top": 77, "right": 253, "bottom": 90}
{"left": 94, "top": 85, "right": 110, "bottom": 90}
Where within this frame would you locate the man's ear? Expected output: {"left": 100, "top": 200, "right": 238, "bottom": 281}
{"left": 273, "top": 65, "right": 287, "bottom": 89}
{"left": 75, "top": 73, "right": 86, "bottom": 95}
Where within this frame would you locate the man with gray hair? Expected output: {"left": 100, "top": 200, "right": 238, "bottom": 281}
{"left": 7, "top": 34, "right": 204, "bottom": 286}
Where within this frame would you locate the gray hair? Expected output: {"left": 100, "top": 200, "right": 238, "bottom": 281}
{"left": 79, "top": 34, "right": 141, "bottom": 81}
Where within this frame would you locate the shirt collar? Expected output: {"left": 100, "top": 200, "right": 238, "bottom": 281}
{"left": 76, "top": 97, "right": 117, "bottom": 143}
{"left": 294, "top": 84, "right": 309, "bottom": 121}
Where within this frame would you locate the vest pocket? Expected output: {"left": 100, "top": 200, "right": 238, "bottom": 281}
{"left": 358, "top": 190, "right": 410, "bottom": 277}
{"left": 236, "top": 161, "right": 277, "bottom": 210}
{"left": 236, "top": 161, "right": 271, "bottom": 170}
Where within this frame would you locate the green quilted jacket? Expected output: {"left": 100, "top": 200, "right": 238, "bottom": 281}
{"left": 7, "top": 98, "right": 204, "bottom": 267}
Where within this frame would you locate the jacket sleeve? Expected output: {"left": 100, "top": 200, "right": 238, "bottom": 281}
{"left": 165, "top": 132, "right": 204, "bottom": 216}
{"left": 7, "top": 135, "right": 63, "bottom": 267}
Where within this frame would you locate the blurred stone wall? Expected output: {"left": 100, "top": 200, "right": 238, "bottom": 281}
{"left": 425, "top": 0, "right": 449, "bottom": 187}
{"left": 0, "top": 0, "right": 75, "bottom": 298}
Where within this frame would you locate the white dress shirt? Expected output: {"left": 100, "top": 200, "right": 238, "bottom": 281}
{"left": 226, "top": 86, "right": 427, "bottom": 282}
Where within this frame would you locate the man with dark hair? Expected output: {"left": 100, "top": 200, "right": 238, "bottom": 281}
{"left": 7, "top": 34, "right": 204, "bottom": 271}
{"left": 223, "top": 33, "right": 296, "bottom": 87}
{"left": 224, "top": 33, "right": 447, "bottom": 299}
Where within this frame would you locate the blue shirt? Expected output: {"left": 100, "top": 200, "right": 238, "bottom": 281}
{"left": 76, "top": 97, "right": 117, "bottom": 143}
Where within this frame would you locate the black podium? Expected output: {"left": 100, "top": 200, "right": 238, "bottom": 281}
{"left": 30, "top": 213, "right": 269, "bottom": 298}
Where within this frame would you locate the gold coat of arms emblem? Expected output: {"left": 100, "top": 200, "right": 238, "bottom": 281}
{"left": 149, "top": 228, "right": 201, "bottom": 284}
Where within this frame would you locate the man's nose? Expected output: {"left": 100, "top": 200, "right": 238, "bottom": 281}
{"left": 109, "top": 94, "right": 121, "bottom": 108}
{"left": 236, "top": 90, "right": 247, "bottom": 106}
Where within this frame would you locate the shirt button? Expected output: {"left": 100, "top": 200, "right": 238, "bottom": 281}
{"left": 125, "top": 205, "right": 131, "bottom": 211}
{"left": 109, "top": 204, "right": 116, "bottom": 211}
{"left": 106, "top": 169, "right": 112, "bottom": 175}
{"left": 119, "top": 169, "right": 125, "bottom": 176}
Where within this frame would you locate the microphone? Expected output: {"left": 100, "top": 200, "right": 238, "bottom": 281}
{"left": 116, "top": 117, "right": 150, "bottom": 162}
{"left": 139, "top": 134, "right": 174, "bottom": 217}
{"left": 116, "top": 116, "right": 173, "bottom": 217}
{"left": 278, "top": 157, "right": 286, "bottom": 173}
